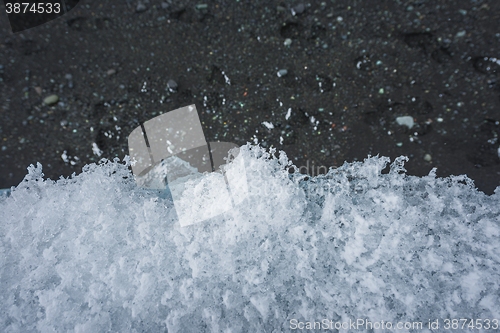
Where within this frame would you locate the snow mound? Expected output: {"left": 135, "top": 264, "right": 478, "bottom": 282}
{"left": 1, "top": 144, "right": 499, "bottom": 332}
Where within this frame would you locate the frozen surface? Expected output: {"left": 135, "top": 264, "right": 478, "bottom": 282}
{"left": 1, "top": 144, "right": 499, "bottom": 332}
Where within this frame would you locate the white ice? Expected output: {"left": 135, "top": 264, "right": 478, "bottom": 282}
{"left": 1, "top": 144, "right": 499, "bottom": 332}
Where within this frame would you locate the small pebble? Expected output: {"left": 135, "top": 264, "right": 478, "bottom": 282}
{"left": 107, "top": 69, "right": 116, "bottom": 76}
{"left": 291, "top": 3, "right": 305, "bottom": 16}
{"left": 284, "top": 38, "right": 292, "bottom": 46}
{"left": 65, "top": 74, "right": 74, "bottom": 88}
{"left": 424, "top": 154, "right": 432, "bottom": 162}
{"left": 167, "top": 79, "right": 178, "bottom": 91}
{"left": 43, "top": 94, "right": 59, "bottom": 105}
{"left": 277, "top": 69, "right": 288, "bottom": 77}
{"left": 396, "top": 142, "right": 403, "bottom": 147}
{"left": 34, "top": 86, "right": 42, "bottom": 95}
{"left": 136, "top": 2, "right": 147, "bottom": 12}
{"left": 195, "top": 3, "right": 208, "bottom": 10}
{"left": 160, "top": 2, "right": 169, "bottom": 9}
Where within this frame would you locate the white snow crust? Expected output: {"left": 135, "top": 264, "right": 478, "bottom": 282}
{"left": 1, "top": 144, "right": 499, "bottom": 332}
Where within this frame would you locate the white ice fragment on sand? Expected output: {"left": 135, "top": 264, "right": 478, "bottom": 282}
{"left": 92, "top": 143, "right": 103, "bottom": 157}
{"left": 285, "top": 108, "right": 291, "bottom": 120}
{"left": 221, "top": 71, "right": 231, "bottom": 85}
{"left": 396, "top": 116, "right": 414, "bottom": 129}
{"left": 277, "top": 69, "right": 288, "bottom": 77}
{"left": 61, "top": 150, "right": 69, "bottom": 162}
{"left": 262, "top": 121, "right": 274, "bottom": 129}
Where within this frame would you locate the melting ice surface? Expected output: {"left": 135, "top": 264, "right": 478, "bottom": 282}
{"left": 1, "top": 144, "right": 499, "bottom": 332}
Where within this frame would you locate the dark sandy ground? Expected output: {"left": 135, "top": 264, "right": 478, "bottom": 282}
{"left": 1, "top": 0, "right": 499, "bottom": 194}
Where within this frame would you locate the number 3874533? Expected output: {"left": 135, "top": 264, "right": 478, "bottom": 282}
{"left": 5, "top": 2, "right": 61, "bottom": 14}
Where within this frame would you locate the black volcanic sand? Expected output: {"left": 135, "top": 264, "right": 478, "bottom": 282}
{"left": 0, "top": 0, "right": 499, "bottom": 194}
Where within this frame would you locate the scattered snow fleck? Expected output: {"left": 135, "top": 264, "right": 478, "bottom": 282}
{"left": 262, "top": 121, "right": 274, "bottom": 130}
{"left": 70, "top": 156, "right": 79, "bottom": 166}
{"left": 285, "top": 108, "right": 291, "bottom": 120}
{"left": 221, "top": 71, "right": 231, "bottom": 85}
{"left": 61, "top": 150, "right": 68, "bottom": 163}
{"left": 92, "top": 143, "right": 103, "bottom": 157}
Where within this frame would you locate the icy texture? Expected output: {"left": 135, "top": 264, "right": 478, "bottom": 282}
{"left": 1, "top": 144, "right": 499, "bottom": 332}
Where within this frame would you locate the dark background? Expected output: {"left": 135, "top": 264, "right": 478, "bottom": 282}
{"left": 1, "top": 0, "right": 499, "bottom": 194}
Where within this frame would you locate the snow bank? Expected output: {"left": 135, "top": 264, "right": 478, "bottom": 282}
{"left": 1, "top": 144, "right": 499, "bottom": 332}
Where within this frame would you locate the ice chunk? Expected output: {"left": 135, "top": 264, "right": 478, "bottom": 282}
{"left": 396, "top": 116, "right": 414, "bottom": 129}
{"left": 0, "top": 145, "right": 499, "bottom": 332}
{"left": 262, "top": 121, "right": 274, "bottom": 129}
